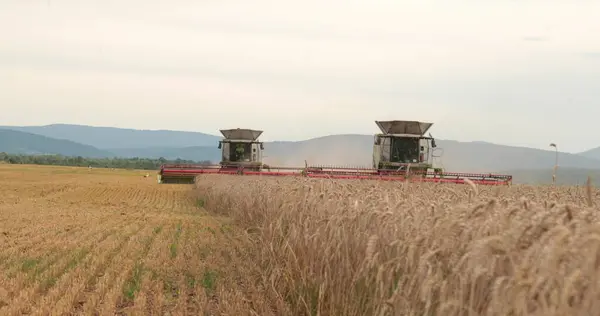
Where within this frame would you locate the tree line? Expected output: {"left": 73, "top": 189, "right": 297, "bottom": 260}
{"left": 0, "top": 152, "right": 211, "bottom": 170}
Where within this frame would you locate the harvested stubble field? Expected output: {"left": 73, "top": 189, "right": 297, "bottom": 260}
{"left": 0, "top": 164, "right": 251, "bottom": 315}
{"left": 194, "top": 174, "right": 600, "bottom": 316}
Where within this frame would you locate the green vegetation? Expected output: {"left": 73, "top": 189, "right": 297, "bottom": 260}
{"left": 122, "top": 262, "right": 144, "bottom": 302}
{"left": 0, "top": 152, "right": 210, "bottom": 170}
{"left": 201, "top": 269, "right": 218, "bottom": 294}
{"left": 169, "top": 223, "right": 183, "bottom": 259}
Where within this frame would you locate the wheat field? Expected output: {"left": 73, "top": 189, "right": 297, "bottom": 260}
{"left": 3, "top": 164, "right": 600, "bottom": 315}
{"left": 195, "top": 174, "right": 600, "bottom": 316}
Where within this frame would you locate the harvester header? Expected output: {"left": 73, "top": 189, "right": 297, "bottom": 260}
{"left": 158, "top": 120, "right": 513, "bottom": 185}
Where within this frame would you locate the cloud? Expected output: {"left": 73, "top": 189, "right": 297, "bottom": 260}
{"left": 1, "top": 0, "right": 600, "bottom": 152}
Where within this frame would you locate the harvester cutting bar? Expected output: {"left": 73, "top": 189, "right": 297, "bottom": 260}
{"left": 306, "top": 165, "right": 512, "bottom": 185}
{"left": 306, "top": 173, "right": 509, "bottom": 185}
{"left": 306, "top": 165, "right": 380, "bottom": 175}
{"left": 158, "top": 164, "right": 511, "bottom": 186}
{"left": 162, "top": 168, "right": 302, "bottom": 176}
{"left": 158, "top": 164, "right": 307, "bottom": 183}
{"left": 166, "top": 164, "right": 305, "bottom": 171}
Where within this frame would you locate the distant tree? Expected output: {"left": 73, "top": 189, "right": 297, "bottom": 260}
{"left": 0, "top": 153, "right": 211, "bottom": 170}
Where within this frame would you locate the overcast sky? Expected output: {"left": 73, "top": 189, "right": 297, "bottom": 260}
{"left": 1, "top": 0, "right": 599, "bottom": 152}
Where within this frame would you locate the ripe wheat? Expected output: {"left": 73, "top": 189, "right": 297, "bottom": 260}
{"left": 195, "top": 175, "right": 600, "bottom": 316}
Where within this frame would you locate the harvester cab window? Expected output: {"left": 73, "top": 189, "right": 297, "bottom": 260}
{"left": 231, "top": 143, "right": 252, "bottom": 162}
{"left": 391, "top": 137, "right": 420, "bottom": 163}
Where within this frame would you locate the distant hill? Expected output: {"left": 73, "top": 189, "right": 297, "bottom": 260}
{"left": 579, "top": 147, "right": 600, "bottom": 160}
{"left": 109, "top": 146, "right": 220, "bottom": 162}
{"left": 0, "top": 129, "right": 113, "bottom": 157}
{"left": 2, "top": 124, "right": 600, "bottom": 178}
{"left": 431, "top": 139, "right": 600, "bottom": 172}
{"left": 0, "top": 124, "right": 221, "bottom": 149}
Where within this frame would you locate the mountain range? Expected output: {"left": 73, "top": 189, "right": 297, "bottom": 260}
{"left": 1, "top": 123, "right": 600, "bottom": 185}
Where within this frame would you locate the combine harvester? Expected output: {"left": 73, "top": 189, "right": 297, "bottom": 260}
{"left": 158, "top": 121, "right": 513, "bottom": 185}
{"left": 158, "top": 128, "right": 269, "bottom": 183}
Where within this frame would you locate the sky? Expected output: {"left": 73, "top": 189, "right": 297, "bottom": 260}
{"left": 1, "top": 0, "right": 599, "bottom": 153}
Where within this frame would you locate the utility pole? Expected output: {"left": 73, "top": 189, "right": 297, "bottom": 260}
{"left": 549, "top": 143, "right": 558, "bottom": 185}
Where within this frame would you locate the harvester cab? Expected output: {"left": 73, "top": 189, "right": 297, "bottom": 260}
{"left": 218, "top": 128, "right": 264, "bottom": 171}
{"left": 372, "top": 120, "right": 438, "bottom": 174}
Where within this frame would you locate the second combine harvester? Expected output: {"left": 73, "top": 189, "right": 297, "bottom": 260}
{"left": 159, "top": 120, "right": 513, "bottom": 185}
